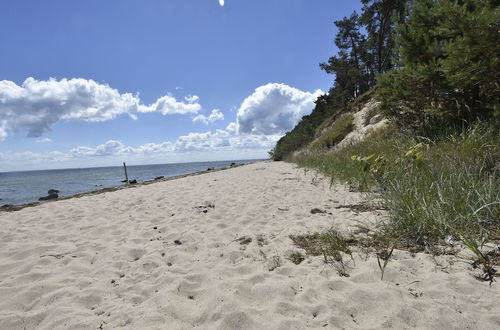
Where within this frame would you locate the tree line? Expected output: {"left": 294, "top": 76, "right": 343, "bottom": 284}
{"left": 271, "top": 0, "right": 499, "bottom": 160}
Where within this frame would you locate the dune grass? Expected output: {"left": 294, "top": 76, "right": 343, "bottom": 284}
{"left": 294, "top": 124, "right": 499, "bottom": 252}
{"left": 310, "top": 113, "right": 354, "bottom": 150}
{"left": 290, "top": 228, "right": 354, "bottom": 276}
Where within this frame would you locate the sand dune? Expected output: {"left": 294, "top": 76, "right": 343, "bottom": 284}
{"left": 0, "top": 161, "right": 498, "bottom": 329}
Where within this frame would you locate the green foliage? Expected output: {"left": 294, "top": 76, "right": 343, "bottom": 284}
{"left": 320, "top": 1, "right": 409, "bottom": 107}
{"left": 376, "top": 245, "right": 395, "bottom": 280}
{"left": 377, "top": 0, "right": 500, "bottom": 129}
{"left": 271, "top": 94, "right": 340, "bottom": 161}
{"left": 294, "top": 123, "right": 499, "bottom": 248}
{"left": 272, "top": 0, "right": 409, "bottom": 161}
{"left": 351, "top": 152, "right": 389, "bottom": 190}
{"left": 311, "top": 113, "right": 354, "bottom": 150}
{"left": 320, "top": 12, "right": 370, "bottom": 104}
{"left": 460, "top": 234, "right": 497, "bottom": 284}
{"left": 296, "top": 124, "right": 399, "bottom": 190}
{"left": 360, "top": 0, "right": 409, "bottom": 74}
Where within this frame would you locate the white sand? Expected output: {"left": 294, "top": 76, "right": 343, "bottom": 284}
{"left": 0, "top": 161, "right": 498, "bottom": 329}
{"left": 335, "top": 100, "right": 389, "bottom": 151}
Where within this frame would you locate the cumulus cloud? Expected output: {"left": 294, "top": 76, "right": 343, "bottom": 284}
{"left": 138, "top": 95, "right": 200, "bottom": 115}
{"left": 0, "top": 128, "right": 281, "bottom": 171}
{"left": 0, "top": 122, "right": 6, "bottom": 142}
{"left": 0, "top": 77, "right": 201, "bottom": 140}
{"left": 219, "top": 0, "right": 225, "bottom": 6}
{"left": 17, "top": 130, "right": 271, "bottom": 160}
{"left": 134, "top": 141, "right": 174, "bottom": 154}
{"left": 229, "top": 134, "right": 280, "bottom": 149}
{"left": 70, "top": 140, "right": 129, "bottom": 157}
{"left": 174, "top": 130, "right": 229, "bottom": 152}
{"left": 184, "top": 95, "right": 199, "bottom": 103}
{"left": 234, "top": 83, "right": 323, "bottom": 135}
{"left": 66, "top": 130, "right": 254, "bottom": 158}
{"left": 192, "top": 109, "right": 224, "bottom": 125}
{"left": 225, "top": 122, "right": 237, "bottom": 134}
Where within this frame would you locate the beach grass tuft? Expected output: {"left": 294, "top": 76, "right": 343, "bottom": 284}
{"left": 290, "top": 229, "right": 354, "bottom": 276}
{"left": 292, "top": 123, "right": 499, "bottom": 280}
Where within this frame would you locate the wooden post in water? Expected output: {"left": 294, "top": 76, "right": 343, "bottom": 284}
{"left": 123, "top": 162, "right": 129, "bottom": 183}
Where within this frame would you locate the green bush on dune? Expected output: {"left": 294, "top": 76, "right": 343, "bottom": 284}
{"left": 377, "top": 0, "right": 500, "bottom": 130}
{"left": 310, "top": 113, "right": 354, "bottom": 150}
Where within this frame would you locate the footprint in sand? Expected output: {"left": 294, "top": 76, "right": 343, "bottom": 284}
{"left": 127, "top": 248, "right": 146, "bottom": 262}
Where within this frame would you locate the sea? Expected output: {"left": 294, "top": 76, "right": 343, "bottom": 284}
{"left": 0, "top": 159, "right": 262, "bottom": 206}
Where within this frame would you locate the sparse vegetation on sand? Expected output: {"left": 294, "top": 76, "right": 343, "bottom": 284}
{"left": 274, "top": 0, "right": 499, "bottom": 282}
{"left": 290, "top": 229, "right": 354, "bottom": 277}
{"left": 291, "top": 123, "right": 499, "bottom": 282}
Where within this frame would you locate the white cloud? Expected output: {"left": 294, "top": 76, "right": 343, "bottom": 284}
{"left": 174, "top": 130, "right": 229, "bottom": 152}
{"left": 0, "top": 81, "right": 325, "bottom": 171}
{"left": 36, "top": 138, "right": 52, "bottom": 143}
{"left": 70, "top": 140, "right": 134, "bottom": 157}
{"left": 0, "top": 77, "right": 201, "bottom": 140}
{"left": 234, "top": 83, "right": 323, "bottom": 135}
{"left": 0, "top": 127, "right": 280, "bottom": 171}
{"left": 0, "top": 121, "right": 7, "bottom": 142}
{"left": 192, "top": 109, "right": 224, "bottom": 125}
{"left": 219, "top": 0, "right": 225, "bottom": 7}
{"left": 225, "top": 122, "right": 237, "bottom": 134}
{"left": 0, "top": 150, "right": 70, "bottom": 168}
{"left": 229, "top": 134, "right": 280, "bottom": 149}
{"left": 134, "top": 141, "right": 174, "bottom": 154}
{"left": 139, "top": 95, "right": 200, "bottom": 115}
{"left": 184, "top": 95, "right": 199, "bottom": 103}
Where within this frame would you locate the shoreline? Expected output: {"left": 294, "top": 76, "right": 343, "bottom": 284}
{"left": 0, "top": 161, "right": 258, "bottom": 213}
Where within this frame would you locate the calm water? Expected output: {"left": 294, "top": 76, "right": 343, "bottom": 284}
{"left": 0, "top": 159, "right": 261, "bottom": 206}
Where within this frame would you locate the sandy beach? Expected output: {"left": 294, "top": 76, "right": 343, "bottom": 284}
{"left": 0, "top": 161, "right": 498, "bottom": 329}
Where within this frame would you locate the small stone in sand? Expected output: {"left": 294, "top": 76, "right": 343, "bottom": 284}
{"left": 236, "top": 236, "right": 252, "bottom": 245}
{"left": 310, "top": 208, "right": 327, "bottom": 214}
{"left": 174, "top": 240, "right": 182, "bottom": 245}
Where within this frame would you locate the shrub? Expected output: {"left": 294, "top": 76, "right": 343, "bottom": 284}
{"left": 376, "top": 0, "right": 500, "bottom": 130}
{"left": 311, "top": 113, "right": 354, "bottom": 150}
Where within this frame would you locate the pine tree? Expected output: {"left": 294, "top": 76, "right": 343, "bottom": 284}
{"left": 360, "top": 0, "right": 409, "bottom": 75}
{"left": 320, "top": 13, "right": 369, "bottom": 106}
{"left": 377, "top": 0, "right": 500, "bottom": 130}
{"left": 320, "top": 1, "right": 409, "bottom": 108}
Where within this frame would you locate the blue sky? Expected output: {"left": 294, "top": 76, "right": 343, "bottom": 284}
{"left": 0, "top": 0, "right": 361, "bottom": 171}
